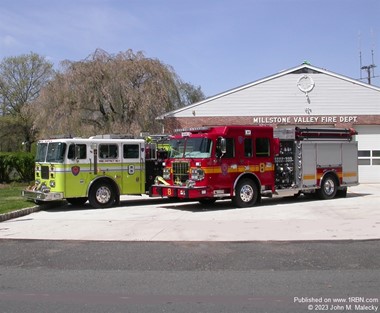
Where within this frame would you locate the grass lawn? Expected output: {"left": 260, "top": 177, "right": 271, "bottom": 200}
{"left": 0, "top": 184, "right": 35, "bottom": 215}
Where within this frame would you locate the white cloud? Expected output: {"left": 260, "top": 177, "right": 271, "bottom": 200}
{"left": 1, "top": 35, "right": 18, "bottom": 47}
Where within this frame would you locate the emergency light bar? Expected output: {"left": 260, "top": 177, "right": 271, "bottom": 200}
{"left": 174, "top": 127, "right": 211, "bottom": 134}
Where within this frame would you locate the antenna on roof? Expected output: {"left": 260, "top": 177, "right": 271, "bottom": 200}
{"left": 359, "top": 31, "right": 362, "bottom": 80}
{"left": 359, "top": 29, "right": 378, "bottom": 85}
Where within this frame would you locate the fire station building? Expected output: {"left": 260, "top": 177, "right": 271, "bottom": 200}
{"left": 160, "top": 63, "right": 380, "bottom": 183}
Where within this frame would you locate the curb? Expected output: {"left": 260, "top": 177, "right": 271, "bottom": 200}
{"left": 0, "top": 206, "right": 40, "bottom": 222}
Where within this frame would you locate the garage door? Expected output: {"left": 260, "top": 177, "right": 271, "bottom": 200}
{"left": 355, "top": 126, "right": 380, "bottom": 183}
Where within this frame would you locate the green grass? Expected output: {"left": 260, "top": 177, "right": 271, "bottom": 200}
{"left": 0, "top": 184, "right": 34, "bottom": 215}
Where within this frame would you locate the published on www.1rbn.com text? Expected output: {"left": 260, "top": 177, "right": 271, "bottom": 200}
{"left": 294, "top": 296, "right": 379, "bottom": 312}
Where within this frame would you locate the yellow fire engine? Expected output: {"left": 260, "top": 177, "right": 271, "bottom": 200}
{"left": 22, "top": 135, "right": 168, "bottom": 208}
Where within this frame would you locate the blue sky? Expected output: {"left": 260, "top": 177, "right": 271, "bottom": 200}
{"left": 0, "top": 0, "right": 379, "bottom": 96}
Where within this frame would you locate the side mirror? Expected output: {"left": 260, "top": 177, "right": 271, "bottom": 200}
{"left": 75, "top": 145, "right": 82, "bottom": 159}
{"left": 216, "top": 137, "right": 227, "bottom": 158}
{"left": 220, "top": 138, "right": 227, "bottom": 154}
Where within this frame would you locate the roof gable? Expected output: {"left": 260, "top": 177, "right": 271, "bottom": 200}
{"left": 162, "top": 63, "right": 380, "bottom": 118}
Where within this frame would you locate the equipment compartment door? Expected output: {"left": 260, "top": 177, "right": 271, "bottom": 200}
{"left": 301, "top": 143, "right": 317, "bottom": 188}
{"left": 122, "top": 143, "right": 144, "bottom": 194}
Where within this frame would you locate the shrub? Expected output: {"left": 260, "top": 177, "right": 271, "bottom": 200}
{"left": 0, "top": 152, "right": 35, "bottom": 183}
{"left": 0, "top": 153, "right": 11, "bottom": 182}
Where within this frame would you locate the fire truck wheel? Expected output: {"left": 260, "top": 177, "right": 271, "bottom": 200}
{"left": 89, "top": 181, "right": 116, "bottom": 208}
{"left": 232, "top": 178, "right": 258, "bottom": 208}
{"left": 317, "top": 174, "right": 338, "bottom": 200}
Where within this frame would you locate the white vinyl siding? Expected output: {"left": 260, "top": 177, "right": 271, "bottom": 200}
{"left": 169, "top": 72, "right": 380, "bottom": 118}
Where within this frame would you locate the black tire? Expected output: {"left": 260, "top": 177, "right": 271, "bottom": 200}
{"left": 317, "top": 174, "right": 338, "bottom": 200}
{"left": 89, "top": 181, "right": 116, "bottom": 208}
{"left": 232, "top": 178, "right": 258, "bottom": 208}
{"left": 67, "top": 197, "right": 88, "bottom": 206}
{"left": 336, "top": 187, "right": 348, "bottom": 198}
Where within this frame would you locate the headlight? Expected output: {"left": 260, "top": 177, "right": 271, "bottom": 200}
{"left": 41, "top": 184, "right": 50, "bottom": 193}
{"left": 50, "top": 180, "right": 56, "bottom": 188}
{"left": 163, "top": 168, "right": 170, "bottom": 180}
{"left": 191, "top": 168, "right": 205, "bottom": 181}
{"left": 186, "top": 180, "right": 195, "bottom": 188}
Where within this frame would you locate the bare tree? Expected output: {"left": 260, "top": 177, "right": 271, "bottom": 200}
{"left": 177, "top": 82, "right": 205, "bottom": 106}
{"left": 0, "top": 52, "right": 53, "bottom": 151}
{"left": 34, "top": 49, "right": 204, "bottom": 138}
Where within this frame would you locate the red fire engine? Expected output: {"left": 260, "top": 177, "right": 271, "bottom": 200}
{"left": 150, "top": 126, "right": 358, "bottom": 207}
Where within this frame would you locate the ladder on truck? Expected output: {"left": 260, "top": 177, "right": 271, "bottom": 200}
{"left": 295, "top": 127, "right": 357, "bottom": 141}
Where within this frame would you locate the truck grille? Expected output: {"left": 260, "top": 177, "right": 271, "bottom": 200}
{"left": 172, "top": 161, "right": 190, "bottom": 184}
{"left": 41, "top": 166, "right": 49, "bottom": 179}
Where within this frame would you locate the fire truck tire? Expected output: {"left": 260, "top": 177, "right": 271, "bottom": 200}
{"left": 89, "top": 181, "right": 116, "bottom": 208}
{"left": 317, "top": 174, "right": 338, "bottom": 200}
{"left": 67, "top": 197, "right": 88, "bottom": 206}
{"left": 232, "top": 178, "right": 259, "bottom": 208}
{"left": 336, "top": 187, "right": 347, "bottom": 198}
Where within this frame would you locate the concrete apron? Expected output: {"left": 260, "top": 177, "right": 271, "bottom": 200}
{"left": 0, "top": 184, "right": 379, "bottom": 242}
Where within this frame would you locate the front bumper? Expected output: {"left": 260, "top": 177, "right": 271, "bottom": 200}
{"left": 22, "top": 189, "right": 64, "bottom": 202}
{"left": 150, "top": 184, "right": 211, "bottom": 199}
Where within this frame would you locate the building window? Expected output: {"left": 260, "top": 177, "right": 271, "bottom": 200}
{"left": 358, "top": 150, "right": 380, "bottom": 166}
{"left": 372, "top": 150, "right": 380, "bottom": 165}
{"left": 358, "top": 151, "right": 370, "bottom": 157}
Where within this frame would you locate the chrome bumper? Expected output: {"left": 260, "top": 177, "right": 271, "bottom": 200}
{"left": 22, "top": 189, "right": 64, "bottom": 202}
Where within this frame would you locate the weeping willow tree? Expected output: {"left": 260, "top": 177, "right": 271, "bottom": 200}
{"left": 32, "top": 49, "right": 204, "bottom": 138}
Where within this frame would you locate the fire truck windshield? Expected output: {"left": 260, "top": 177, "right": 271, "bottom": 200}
{"left": 169, "top": 138, "right": 212, "bottom": 158}
{"left": 36, "top": 142, "right": 67, "bottom": 163}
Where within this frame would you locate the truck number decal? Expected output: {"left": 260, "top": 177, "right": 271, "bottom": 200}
{"left": 259, "top": 163, "right": 265, "bottom": 173}
{"left": 128, "top": 165, "right": 135, "bottom": 175}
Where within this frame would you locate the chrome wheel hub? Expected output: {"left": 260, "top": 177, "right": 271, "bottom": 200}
{"left": 96, "top": 186, "right": 112, "bottom": 204}
{"left": 240, "top": 185, "right": 254, "bottom": 202}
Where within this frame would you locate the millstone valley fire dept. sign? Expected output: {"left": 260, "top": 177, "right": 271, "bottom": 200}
{"left": 253, "top": 115, "right": 358, "bottom": 125}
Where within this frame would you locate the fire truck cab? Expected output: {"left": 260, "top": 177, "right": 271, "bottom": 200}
{"left": 150, "top": 126, "right": 358, "bottom": 207}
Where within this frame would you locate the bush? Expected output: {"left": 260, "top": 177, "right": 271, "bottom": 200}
{"left": 0, "top": 152, "right": 35, "bottom": 183}
{"left": 0, "top": 153, "right": 11, "bottom": 182}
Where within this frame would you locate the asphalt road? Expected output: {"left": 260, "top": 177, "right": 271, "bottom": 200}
{"left": 1, "top": 184, "right": 379, "bottom": 312}
{"left": 0, "top": 240, "right": 379, "bottom": 313}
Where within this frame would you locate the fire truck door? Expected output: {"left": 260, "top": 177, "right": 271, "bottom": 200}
{"left": 122, "top": 143, "right": 143, "bottom": 194}
{"left": 65, "top": 143, "right": 91, "bottom": 197}
{"left": 216, "top": 138, "right": 238, "bottom": 184}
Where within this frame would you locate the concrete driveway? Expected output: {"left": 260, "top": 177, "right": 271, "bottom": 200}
{"left": 0, "top": 184, "right": 379, "bottom": 242}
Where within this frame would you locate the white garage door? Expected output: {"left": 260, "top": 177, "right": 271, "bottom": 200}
{"left": 355, "top": 126, "right": 380, "bottom": 183}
